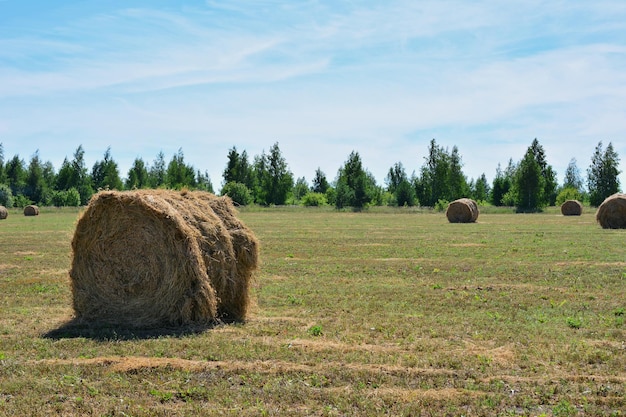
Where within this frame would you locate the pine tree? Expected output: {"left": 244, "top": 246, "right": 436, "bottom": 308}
{"left": 448, "top": 146, "right": 469, "bottom": 200}
{"left": 92, "top": 147, "right": 123, "bottom": 191}
{"left": 254, "top": 142, "right": 293, "bottom": 205}
{"left": 472, "top": 173, "right": 490, "bottom": 202}
{"left": 25, "top": 151, "right": 47, "bottom": 204}
{"left": 166, "top": 148, "right": 196, "bottom": 189}
{"left": 126, "top": 158, "right": 149, "bottom": 189}
{"left": 148, "top": 151, "right": 167, "bottom": 188}
{"left": 588, "top": 141, "right": 621, "bottom": 206}
{"left": 311, "top": 168, "right": 330, "bottom": 194}
{"left": 529, "top": 138, "right": 558, "bottom": 205}
{"left": 5, "top": 154, "right": 27, "bottom": 197}
{"left": 335, "top": 151, "right": 372, "bottom": 210}
{"left": 514, "top": 147, "right": 545, "bottom": 212}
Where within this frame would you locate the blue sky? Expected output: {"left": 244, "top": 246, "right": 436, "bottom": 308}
{"left": 1, "top": 1, "right": 625, "bottom": 190}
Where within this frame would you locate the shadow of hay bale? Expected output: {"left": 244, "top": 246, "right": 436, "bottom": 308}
{"left": 446, "top": 198, "right": 479, "bottom": 223}
{"left": 42, "top": 318, "right": 223, "bottom": 341}
{"left": 69, "top": 189, "right": 259, "bottom": 328}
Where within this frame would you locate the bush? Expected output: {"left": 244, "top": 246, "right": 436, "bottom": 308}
{"left": 66, "top": 188, "right": 81, "bottom": 206}
{"left": 0, "top": 184, "right": 14, "bottom": 208}
{"left": 12, "top": 194, "right": 32, "bottom": 208}
{"left": 434, "top": 199, "right": 449, "bottom": 212}
{"left": 556, "top": 187, "right": 583, "bottom": 206}
{"left": 52, "top": 188, "right": 81, "bottom": 207}
{"left": 221, "top": 182, "right": 253, "bottom": 206}
{"left": 301, "top": 192, "right": 327, "bottom": 207}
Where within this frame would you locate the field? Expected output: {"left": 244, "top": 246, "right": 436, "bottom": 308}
{"left": 0, "top": 206, "right": 624, "bottom": 416}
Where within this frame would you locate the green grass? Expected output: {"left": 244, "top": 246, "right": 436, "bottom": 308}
{"left": 0, "top": 206, "right": 624, "bottom": 416}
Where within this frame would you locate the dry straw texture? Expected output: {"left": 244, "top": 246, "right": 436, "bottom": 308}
{"left": 69, "top": 190, "right": 259, "bottom": 327}
{"left": 0, "top": 205, "right": 7, "bottom": 220}
{"left": 561, "top": 200, "right": 583, "bottom": 216}
{"left": 446, "top": 198, "right": 479, "bottom": 223}
{"left": 24, "top": 205, "right": 39, "bottom": 216}
{"left": 596, "top": 193, "right": 626, "bottom": 229}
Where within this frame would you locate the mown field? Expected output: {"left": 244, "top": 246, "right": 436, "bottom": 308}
{"left": 0, "top": 206, "right": 624, "bottom": 416}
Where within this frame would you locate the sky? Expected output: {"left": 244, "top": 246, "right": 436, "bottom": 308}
{"left": 1, "top": 0, "right": 625, "bottom": 191}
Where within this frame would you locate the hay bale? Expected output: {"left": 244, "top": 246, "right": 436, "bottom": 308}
{"left": 596, "top": 193, "right": 626, "bottom": 229}
{"left": 446, "top": 198, "right": 479, "bottom": 223}
{"left": 24, "top": 205, "right": 39, "bottom": 216}
{"left": 561, "top": 200, "right": 583, "bottom": 216}
{"left": 69, "top": 190, "right": 259, "bottom": 327}
{"left": 0, "top": 206, "right": 7, "bottom": 220}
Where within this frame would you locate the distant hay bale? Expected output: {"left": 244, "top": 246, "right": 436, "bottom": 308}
{"left": 0, "top": 206, "right": 7, "bottom": 220}
{"left": 561, "top": 200, "right": 583, "bottom": 216}
{"left": 69, "top": 189, "right": 260, "bottom": 327}
{"left": 446, "top": 198, "right": 479, "bottom": 223}
{"left": 596, "top": 193, "right": 626, "bottom": 229}
{"left": 24, "top": 205, "right": 39, "bottom": 216}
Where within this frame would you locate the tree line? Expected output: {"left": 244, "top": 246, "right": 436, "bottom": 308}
{"left": 0, "top": 139, "right": 620, "bottom": 212}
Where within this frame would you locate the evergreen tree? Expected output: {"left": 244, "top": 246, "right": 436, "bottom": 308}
{"left": 490, "top": 164, "right": 509, "bottom": 206}
{"left": 386, "top": 162, "right": 406, "bottom": 195}
{"left": 166, "top": 148, "right": 196, "bottom": 189}
{"left": 92, "top": 147, "right": 123, "bottom": 191}
{"left": 56, "top": 145, "right": 93, "bottom": 205}
{"left": 395, "top": 179, "right": 416, "bottom": 207}
{"left": 196, "top": 170, "right": 214, "bottom": 193}
{"left": 472, "top": 173, "right": 490, "bottom": 202}
{"left": 529, "top": 138, "right": 558, "bottom": 205}
{"left": 513, "top": 147, "right": 545, "bottom": 212}
{"left": 5, "top": 155, "right": 26, "bottom": 197}
{"left": 418, "top": 139, "right": 450, "bottom": 206}
{"left": 415, "top": 139, "right": 468, "bottom": 206}
{"left": 221, "top": 147, "right": 254, "bottom": 194}
{"left": 253, "top": 142, "right": 293, "bottom": 205}
{"left": 386, "top": 162, "right": 415, "bottom": 206}
{"left": 335, "top": 151, "right": 372, "bottom": 210}
{"left": 448, "top": 145, "right": 469, "bottom": 200}
{"left": 24, "top": 151, "right": 47, "bottom": 204}
{"left": 588, "top": 141, "right": 621, "bottom": 206}
{"left": 223, "top": 147, "right": 251, "bottom": 185}
{"left": 311, "top": 168, "right": 330, "bottom": 194}
{"left": 126, "top": 158, "right": 150, "bottom": 189}
{"left": 148, "top": 151, "right": 167, "bottom": 188}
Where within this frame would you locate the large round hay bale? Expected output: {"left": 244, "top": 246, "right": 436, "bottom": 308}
{"left": 24, "top": 205, "right": 39, "bottom": 216}
{"left": 561, "top": 200, "right": 583, "bottom": 216}
{"left": 596, "top": 193, "right": 626, "bottom": 229}
{"left": 446, "top": 198, "right": 479, "bottom": 223}
{"left": 69, "top": 190, "right": 259, "bottom": 327}
{"left": 0, "top": 206, "right": 7, "bottom": 220}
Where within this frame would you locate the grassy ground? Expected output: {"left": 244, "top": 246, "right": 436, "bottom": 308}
{"left": 0, "top": 206, "right": 624, "bottom": 416}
